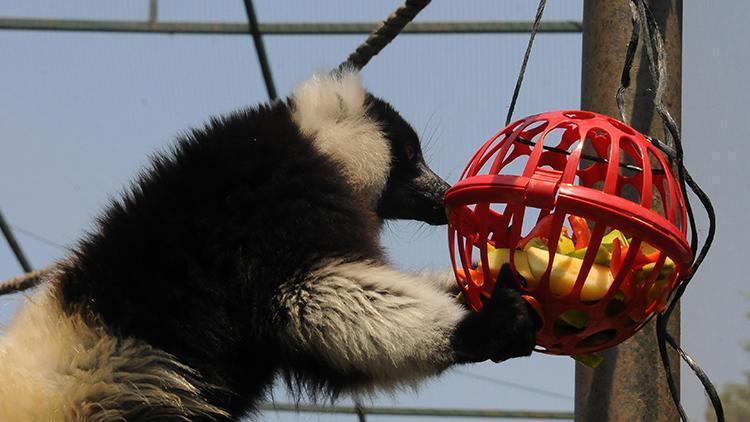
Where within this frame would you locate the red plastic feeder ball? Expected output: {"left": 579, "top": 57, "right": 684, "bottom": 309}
{"left": 446, "top": 110, "right": 692, "bottom": 355}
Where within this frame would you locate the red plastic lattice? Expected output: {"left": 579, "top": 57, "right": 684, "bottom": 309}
{"left": 446, "top": 110, "right": 692, "bottom": 355}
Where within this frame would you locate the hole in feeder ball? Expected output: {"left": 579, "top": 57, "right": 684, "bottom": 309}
{"left": 618, "top": 139, "right": 642, "bottom": 179}
{"left": 522, "top": 119, "right": 549, "bottom": 134}
{"left": 501, "top": 145, "right": 531, "bottom": 174}
{"left": 488, "top": 202, "right": 507, "bottom": 219}
{"left": 553, "top": 310, "right": 589, "bottom": 338}
{"left": 563, "top": 110, "right": 595, "bottom": 120}
{"left": 566, "top": 139, "right": 582, "bottom": 155}
{"left": 519, "top": 208, "right": 545, "bottom": 240}
{"left": 607, "top": 118, "right": 637, "bottom": 136}
{"left": 590, "top": 180, "right": 605, "bottom": 192}
{"left": 578, "top": 130, "right": 611, "bottom": 173}
{"left": 575, "top": 329, "right": 617, "bottom": 349}
{"left": 647, "top": 149, "right": 665, "bottom": 173}
{"left": 605, "top": 291, "right": 628, "bottom": 316}
{"left": 622, "top": 315, "right": 636, "bottom": 327}
{"left": 619, "top": 183, "right": 641, "bottom": 205}
{"left": 541, "top": 125, "right": 579, "bottom": 156}
{"left": 650, "top": 184, "right": 666, "bottom": 217}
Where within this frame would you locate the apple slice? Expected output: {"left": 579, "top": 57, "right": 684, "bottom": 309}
{"left": 525, "top": 246, "right": 614, "bottom": 301}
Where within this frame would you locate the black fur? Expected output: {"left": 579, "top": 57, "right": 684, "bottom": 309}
{"left": 59, "top": 101, "right": 385, "bottom": 417}
{"left": 367, "top": 95, "right": 450, "bottom": 225}
{"left": 50, "top": 92, "right": 535, "bottom": 420}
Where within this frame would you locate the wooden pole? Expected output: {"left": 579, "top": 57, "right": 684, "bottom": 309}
{"left": 575, "top": 1, "right": 683, "bottom": 420}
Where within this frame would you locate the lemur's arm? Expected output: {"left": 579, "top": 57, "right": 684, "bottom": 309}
{"left": 413, "top": 268, "right": 463, "bottom": 295}
{"left": 276, "top": 262, "right": 537, "bottom": 390}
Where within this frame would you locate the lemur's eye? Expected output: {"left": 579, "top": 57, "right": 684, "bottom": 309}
{"left": 404, "top": 144, "right": 417, "bottom": 161}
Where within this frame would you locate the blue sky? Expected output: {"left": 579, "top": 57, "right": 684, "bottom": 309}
{"left": 0, "top": 1, "right": 748, "bottom": 421}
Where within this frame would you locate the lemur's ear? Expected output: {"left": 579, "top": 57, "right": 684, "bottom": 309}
{"left": 291, "top": 71, "right": 367, "bottom": 137}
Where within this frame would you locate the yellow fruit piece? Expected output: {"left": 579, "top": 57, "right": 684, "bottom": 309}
{"left": 483, "top": 247, "right": 534, "bottom": 282}
{"left": 558, "top": 310, "right": 588, "bottom": 330}
{"left": 572, "top": 354, "right": 604, "bottom": 368}
{"left": 557, "top": 235, "right": 576, "bottom": 256}
{"left": 569, "top": 245, "right": 612, "bottom": 265}
{"left": 525, "top": 246, "right": 614, "bottom": 301}
{"left": 601, "top": 229, "right": 629, "bottom": 249}
{"left": 634, "top": 260, "right": 676, "bottom": 281}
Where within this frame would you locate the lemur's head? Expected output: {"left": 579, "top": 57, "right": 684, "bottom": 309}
{"left": 291, "top": 71, "right": 450, "bottom": 225}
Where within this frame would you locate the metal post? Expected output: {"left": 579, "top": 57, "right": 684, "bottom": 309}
{"left": 575, "top": 1, "right": 682, "bottom": 421}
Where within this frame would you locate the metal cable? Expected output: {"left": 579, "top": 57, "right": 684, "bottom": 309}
{"left": 505, "top": 0, "right": 547, "bottom": 126}
{"left": 242, "top": 0, "right": 277, "bottom": 100}
{"left": 0, "top": 208, "right": 32, "bottom": 273}
{"left": 617, "top": 1, "right": 723, "bottom": 420}
{"left": 0, "top": 224, "right": 58, "bottom": 295}
{"left": 615, "top": 1, "right": 640, "bottom": 124}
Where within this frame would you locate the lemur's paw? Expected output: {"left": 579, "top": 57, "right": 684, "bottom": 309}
{"left": 452, "top": 264, "right": 540, "bottom": 364}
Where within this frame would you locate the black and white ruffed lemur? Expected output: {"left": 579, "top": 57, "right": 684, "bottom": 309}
{"left": 0, "top": 71, "right": 538, "bottom": 421}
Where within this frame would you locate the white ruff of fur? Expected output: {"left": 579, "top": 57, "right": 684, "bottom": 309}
{"left": 291, "top": 72, "right": 391, "bottom": 208}
{"left": 278, "top": 260, "right": 467, "bottom": 391}
{"left": 0, "top": 288, "right": 228, "bottom": 421}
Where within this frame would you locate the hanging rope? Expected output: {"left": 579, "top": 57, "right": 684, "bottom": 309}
{"left": 617, "top": 1, "right": 722, "bottom": 421}
{"left": 337, "top": 0, "right": 431, "bottom": 72}
{"left": 505, "top": 0, "right": 547, "bottom": 126}
{"left": 0, "top": 267, "right": 53, "bottom": 295}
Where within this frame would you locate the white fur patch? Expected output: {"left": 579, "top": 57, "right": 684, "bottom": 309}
{"left": 291, "top": 72, "right": 391, "bottom": 207}
{"left": 0, "top": 287, "right": 227, "bottom": 421}
{"left": 278, "top": 260, "right": 467, "bottom": 390}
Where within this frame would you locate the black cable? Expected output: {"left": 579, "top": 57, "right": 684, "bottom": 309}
{"left": 618, "top": 1, "right": 723, "bottom": 421}
{"left": 354, "top": 400, "right": 367, "bottom": 422}
{"left": 505, "top": 0, "right": 547, "bottom": 126}
{"left": 0, "top": 225, "right": 59, "bottom": 296}
{"left": 242, "top": 0, "right": 277, "bottom": 100}
{"left": 0, "top": 207, "right": 32, "bottom": 273}
{"left": 615, "top": 1, "right": 640, "bottom": 124}
{"left": 11, "top": 224, "right": 68, "bottom": 251}
{"left": 454, "top": 369, "right": 574, "bottom": 401}
{"left": 514, "top": 136, "right": 666, "bottom": 175}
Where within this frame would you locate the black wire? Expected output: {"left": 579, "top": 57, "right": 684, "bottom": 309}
{"left": 514, "top": 137, "right": 666, "bottom": 174}
{"left": 10, "top": 224, "right": 68, "bottom": 251}
{"left": 242, "top": 0, "right": 277, "bottom": 100}
{"left": 615, "top": 1, "right": 640, "bottom": 124}
{"left": 619, "top": 1, "right": 723, "bottom": 421}
{"left": 0, "top": 207, "right": 32, "bottom": 273}
{"left": 454, "top": 369, "right": 574, "bottom": 401}
{"left": 505, "top": 0, "right": 547, "bottom": 126}
{"left": 354, "top": 400, "right": 367, "bottom": 422}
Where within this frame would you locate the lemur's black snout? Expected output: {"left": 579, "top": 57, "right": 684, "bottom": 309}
{"left": 377, "top": 161, "right": 451, "bottom": 226}
{"left": 416, "top": 162, "right": 451, "bottom": 226}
